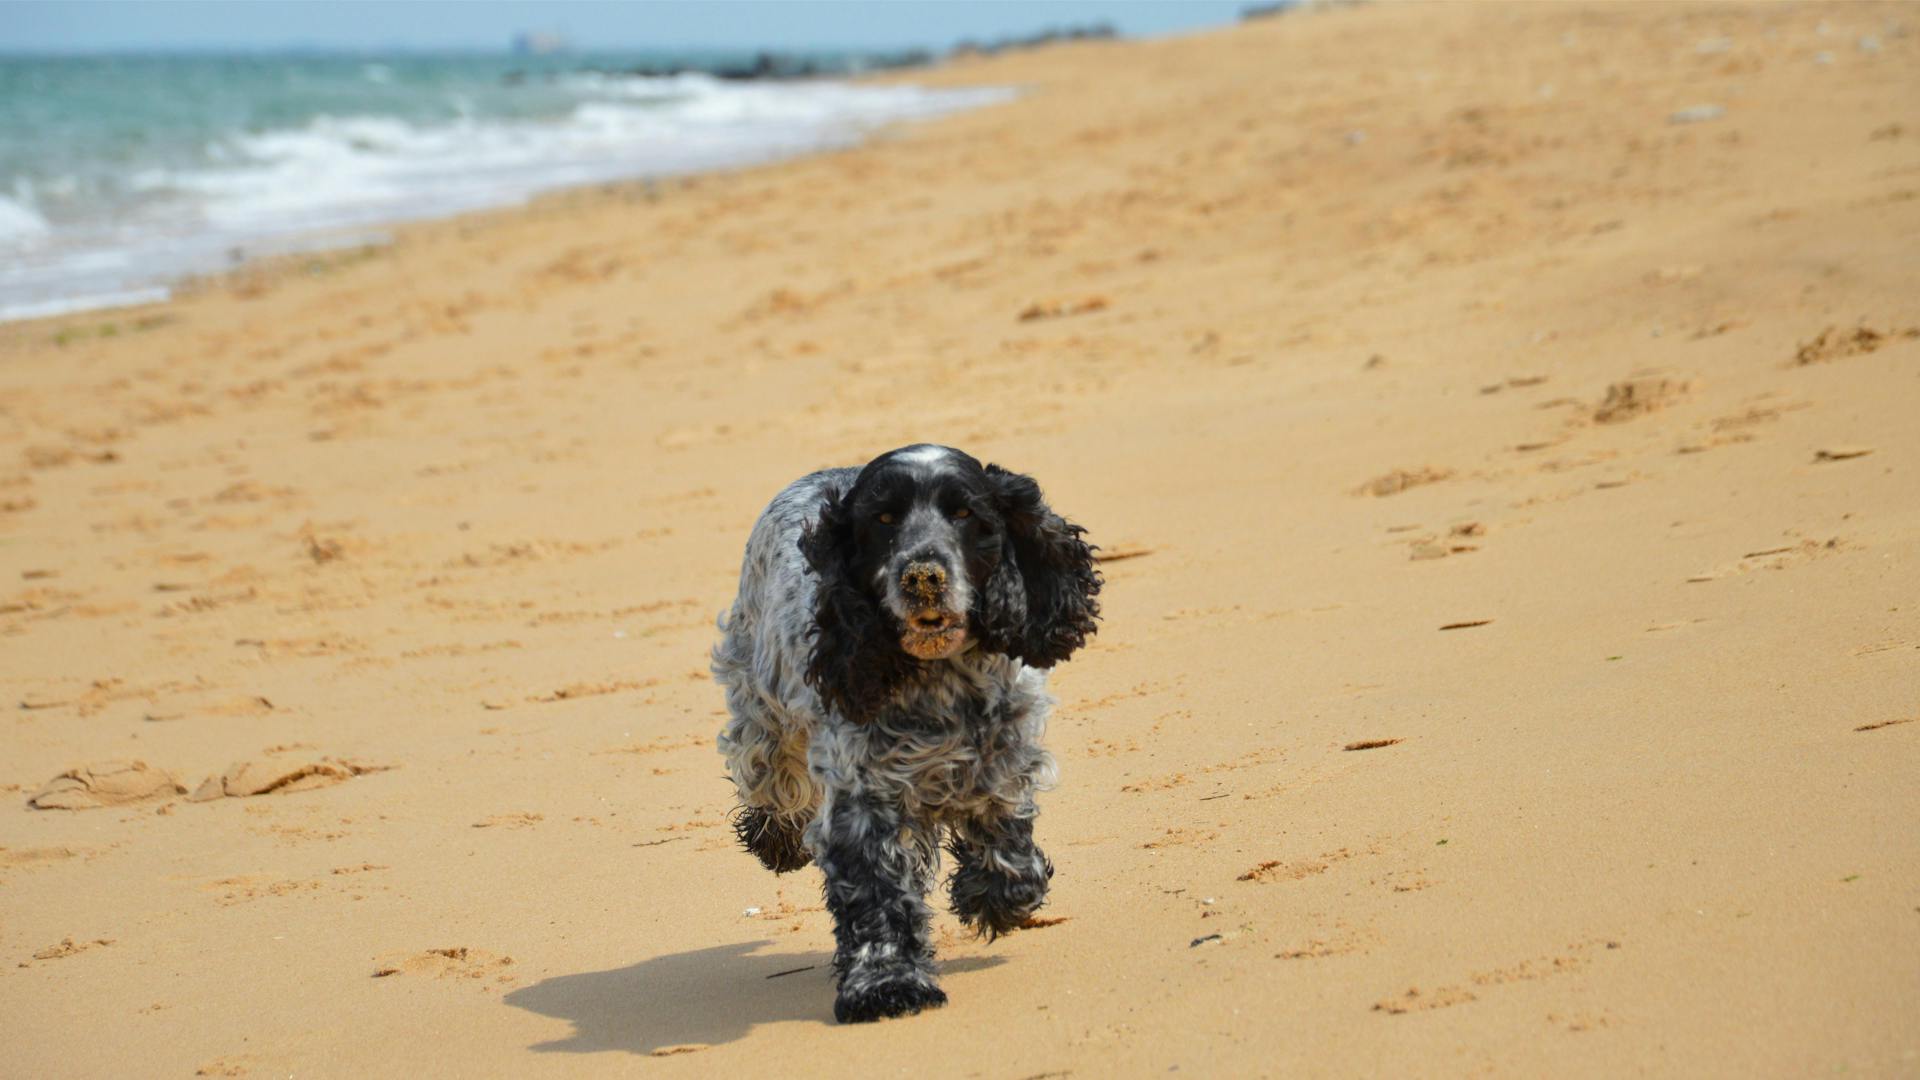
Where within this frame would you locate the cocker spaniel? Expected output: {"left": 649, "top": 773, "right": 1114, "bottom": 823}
{"left": 711, "top": 444, "right": 1101, "bottom": 1022}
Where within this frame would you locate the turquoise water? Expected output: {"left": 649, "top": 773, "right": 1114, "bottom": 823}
{"left": 4, "top": 54, "right": 617, "bottom": 222}
{"left": 0, "top": 52, "right": 1008, "bottom": 319}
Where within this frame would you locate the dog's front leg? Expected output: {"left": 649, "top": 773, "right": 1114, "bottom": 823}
{"left": 809, "top": 788, "right": 946, "bottom": 1023}
{"left": 948, "top": 810, "right": 1053, "bottom": 940}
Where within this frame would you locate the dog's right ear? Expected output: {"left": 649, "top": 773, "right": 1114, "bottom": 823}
{"left": 981, "top": 464, "right": 1102, "bottom": 668}
{"left": 800, "top": 490, "right": 914, "bottom": 722}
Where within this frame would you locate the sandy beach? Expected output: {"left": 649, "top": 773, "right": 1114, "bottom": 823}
{"left": 3, "top": 2, "right": 1917, "bottom": 1075}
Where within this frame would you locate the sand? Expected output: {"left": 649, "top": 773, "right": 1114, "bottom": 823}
{"left": 2, "top": 3, "right": 1917, "bottom": 1075}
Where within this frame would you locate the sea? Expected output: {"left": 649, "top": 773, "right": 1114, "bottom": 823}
{"left": 0, "top": 51, "right": 1010, "bottom": 322}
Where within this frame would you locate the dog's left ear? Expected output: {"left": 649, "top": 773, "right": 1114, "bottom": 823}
{"left": 980, "top": 464, "right": 1101, "bottom": 667}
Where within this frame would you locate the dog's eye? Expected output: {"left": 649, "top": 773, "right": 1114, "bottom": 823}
{"left": 877, "top": 512, "right": 895, "bottom": 526}
{"left": 952, "top": 507, "right": 970, "bottom": 519}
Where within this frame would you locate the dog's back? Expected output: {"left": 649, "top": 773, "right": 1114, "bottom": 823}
{"left": 711, "top": 468, "right": 856, "bottom": 828}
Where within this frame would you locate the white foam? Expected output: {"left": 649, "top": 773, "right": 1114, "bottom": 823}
{"left": 159, "top": 79, "right": 1013, "bottom": 236}
{"left": 0, "top": 195, "right": 50, "bottom": 245}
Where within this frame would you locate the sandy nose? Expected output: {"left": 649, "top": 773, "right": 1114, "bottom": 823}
{"left": 901, "top": 560, "right": 948, "bottom": 605}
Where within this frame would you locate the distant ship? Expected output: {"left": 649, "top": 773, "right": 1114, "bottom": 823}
{"left": 511, "top": 31, "right": 569, "bottom": 56}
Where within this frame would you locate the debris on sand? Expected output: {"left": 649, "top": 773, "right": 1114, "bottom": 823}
{"left": 1018, "top": 296, "right": 1109, "bottom": 321}
{"left": 1343, "top": 739, "right": 1403, "bottom": 751}
{"left": 1020, "top": 915, "right": 1072, "bottom": 930}
{"left": 1669, "top": 104, "right": 1726, "bottom": 125}
{"left": 1373, "top": 984, "right": 1478, "bottom": 1014}
{"left": 1813, "top": 446, "right": 1873, "bottom": 463}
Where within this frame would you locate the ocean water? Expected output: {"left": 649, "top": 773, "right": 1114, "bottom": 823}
{"left": 0, "top": 52, "right": 1010, "bottom": 321}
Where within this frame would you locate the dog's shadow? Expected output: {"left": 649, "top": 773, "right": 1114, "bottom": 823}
{"left": 504, "top": 940, "right": 1003, "bottom": 1053}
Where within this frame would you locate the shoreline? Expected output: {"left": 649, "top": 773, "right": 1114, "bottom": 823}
{"left": 0, "top": 54, "right": 1032, "bottom": 328}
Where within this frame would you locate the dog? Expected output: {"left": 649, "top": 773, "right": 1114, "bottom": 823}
{"left": 711, "top": 444, "right": 1101, "bottom": 1022}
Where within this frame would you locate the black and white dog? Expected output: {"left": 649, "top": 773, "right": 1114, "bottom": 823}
{"left": 711, "top": 444, "right": 1101, "bottom": 1022}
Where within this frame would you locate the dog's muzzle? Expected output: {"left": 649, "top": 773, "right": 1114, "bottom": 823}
{"left": 897, "top": 559, "right": 969, "bottom": 660}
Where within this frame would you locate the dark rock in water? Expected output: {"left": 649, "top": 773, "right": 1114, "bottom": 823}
{"left": 504, "top": 24, "right": 1111, "bottom": 88}
{"left": 712, "top": 52, "right": 819, "bottom": 81}
{"left": 952, "top": 22, "right": 1118, "bottom": 58}
{"left": 702, "top": 49, "right": 936, "bottom": 81}
{"left": 543, "top": 47, "right": 937, "bottom": 85}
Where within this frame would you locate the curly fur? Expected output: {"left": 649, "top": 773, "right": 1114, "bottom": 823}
{"left": 732, "top": 805, "right": 812, "bottom": 874}
{"left": 798, "top": 490, "right": 925, "bottom": 722}
{"left": 947, "top": 816, "right": 1054, "bottom": 941}
{"left": 711, "top": 444, "right": 1100, "bottom": 1022}
{"left": 980, "top": 464, "right": 1102, "bottom": 667}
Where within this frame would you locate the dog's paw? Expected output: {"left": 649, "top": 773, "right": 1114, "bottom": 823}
{"left": 833, "top": 970, "right": 947, "bottom": 1024}
{"left": 948, "top": 857, "right": 1051, "bottom": 941}
{"left": 734, "top": 806, "right": 812, "bottom": 874}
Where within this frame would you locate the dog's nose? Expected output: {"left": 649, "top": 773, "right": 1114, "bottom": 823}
{"left": 901, "top": 560, "right": 948, "bottom": 604}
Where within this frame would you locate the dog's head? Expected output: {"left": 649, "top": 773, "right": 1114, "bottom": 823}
{"left": 799, "top": 444, "right": 1102, "bottom": 720}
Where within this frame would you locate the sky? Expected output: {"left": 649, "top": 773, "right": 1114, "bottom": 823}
{"left": 1, "top": 1, "right": 1258, "bottom": 53}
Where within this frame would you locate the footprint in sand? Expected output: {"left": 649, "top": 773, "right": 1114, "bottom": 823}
{"left": 471, "top": 812, "right": 544, "bottom": 829}
{"left": 28, "top": 761, "right": 185, "bottom": 810}
{"left": 0, "top": 846, "right": 85, "bottom": 873}
{"left": 19, "top": 936, "right": 115, "bottom": 966}
{"left": 23, "top": 445, "right": 119, "bottom": 469}
{"left": 1408, "top": 521, "right": 1485, "bottom": 560}
{"left": 1356, "top": 466, "right": 1453, "bottom": 497}
{"left": 1372, "top": 939, "right": 1622, "bottom": 1015}
{"left": 1237, "top": 844, "right": 1378, "bottom": 883}
{"left": 204, "top": 876, "right": 325, "bottom": 907}
{"left": 1791, "top": 323, "right": 1919, "bottom": 366}
{"left": 1685, "top": 537, "right": 1845, "bottom": 582}
{"left": 1277, "top": 923, "right": 1380, "bottom": 961}
{"left": 372, "top": 947, "right": 517, "bottom": 989}
{"left": 1591, "top": 377, "right": 1694, "bottom": 424}
{"left": 1676, "top": 399, "right": 1810, "bottom": 454}
{"left": 188, "top": 758, "right": 392, "bottom": 802}
{"left": 528, "top": 678, "right": 659, "bottom": 704}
